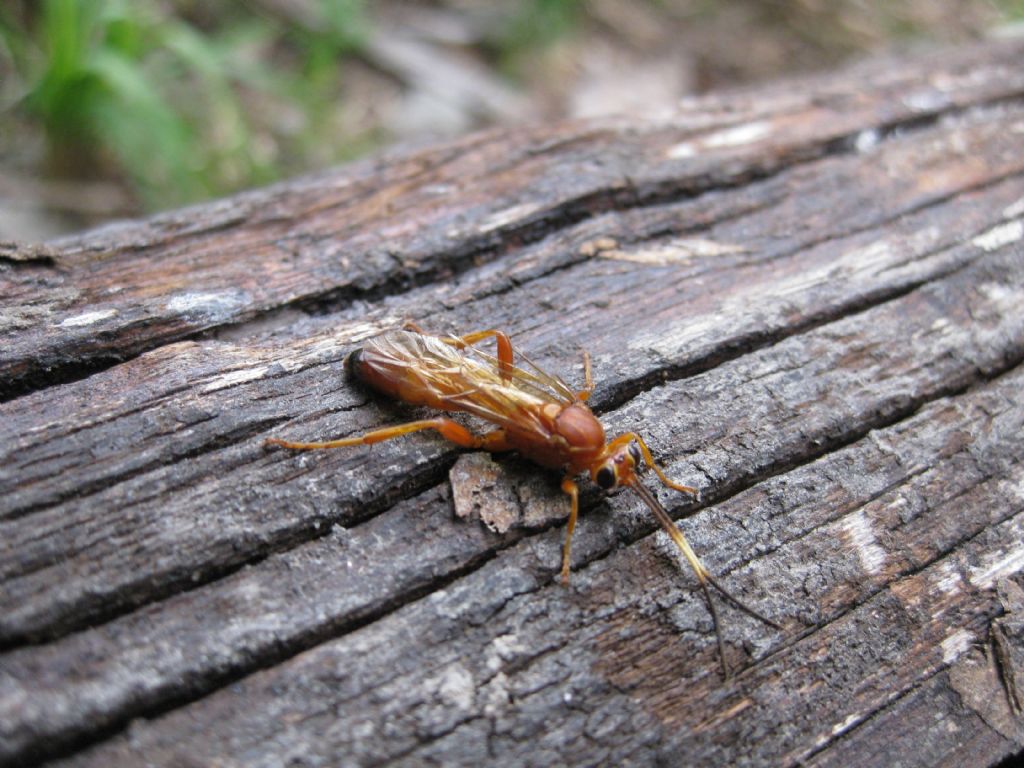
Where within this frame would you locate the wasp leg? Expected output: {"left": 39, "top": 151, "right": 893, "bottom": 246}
{"left": 576, "top": 349, "right": 594, "bottom": 402}
{"left": 443, "top": 329, "right": 515, "bottom": 383}
{"left": 559, "top": 476, "right": 580, "bottom": 584}
{"left": 610, "top": 432, "right": 700, "bottom": 499}
{"left": 403, "top": 323, "right": 515, "bottom": 383}
{"left": 402, "top": 322, "right": 507, "bottom": 353}
{"left": 265, "top": 420, "right": 510, "bottom": 452}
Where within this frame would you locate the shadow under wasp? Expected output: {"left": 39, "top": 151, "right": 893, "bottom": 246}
{"left": 265, "top": 325, "right": 781, "bottom": 676}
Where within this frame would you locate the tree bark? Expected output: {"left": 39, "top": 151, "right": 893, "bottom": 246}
{"left": 2, "top": 38, "right": 1024, "bottom": 768}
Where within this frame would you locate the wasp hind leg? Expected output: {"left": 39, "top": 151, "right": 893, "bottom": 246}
{"left": 265, "top": 420, "right": 511, "bottom": 453}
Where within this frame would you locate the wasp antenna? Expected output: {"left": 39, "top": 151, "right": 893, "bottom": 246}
{"left": 703, "top": 571, "right": 782, "bottom": 631}
{"left": 627, "top": 480, "right": 778, "bottom": 678}
{"left": 697, "top": 575, "right": 731, "bottom": 679}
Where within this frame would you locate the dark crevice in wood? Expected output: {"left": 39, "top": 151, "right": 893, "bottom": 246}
{"left": 17, "top": 347, "right": 1022, "bottom": 768}
{"left": 0, "top": 448, "right": 460, "bottom": 652}
{"left": 0, "top": 253, "right": 59, "bottom": 269}
{"left": 0, "top": 352, "right": 129, "bottom": 405}
{"left": 826, "top": 88, "right": 1022, "bottom": 155}
{"left": 398, "top": 500, "right": 1022, "bottom": 767}
{"left": 4, "top": 236, "right": 1013, "bottom": 649}
{"left": 0, "top": 241, "right": 66, "bottom": 268}
{"left": 993, "top": 747, "right": 1024, "bottom": 768}
{"left": 795, "top": 573, "right": 1015, "bottom": 765}
{"left": 0, "top": 414, "right": 288, "bottom": 525}
{"left": 5, "top": 87, "right": 1015, "bottom": 406}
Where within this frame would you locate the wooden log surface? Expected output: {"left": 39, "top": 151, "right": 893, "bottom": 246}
{"left": 2, "top": 39, "right": 1024, "bottom": 767}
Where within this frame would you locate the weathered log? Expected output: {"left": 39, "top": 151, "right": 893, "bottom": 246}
{"left": 2, "top": 38, "right": 1024, "bottom": 768}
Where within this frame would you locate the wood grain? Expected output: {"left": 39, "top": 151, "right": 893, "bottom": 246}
{"left": 2, "top": 38, "right": 1024, "bottom": 768}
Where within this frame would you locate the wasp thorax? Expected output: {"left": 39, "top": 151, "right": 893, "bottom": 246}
{"left": 553, "top": 404, "right": 606, "bottom": 455}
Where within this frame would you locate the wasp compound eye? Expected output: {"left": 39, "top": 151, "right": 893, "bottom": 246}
{"left": 595, "top": 465, "right": 616, "bottom": 490}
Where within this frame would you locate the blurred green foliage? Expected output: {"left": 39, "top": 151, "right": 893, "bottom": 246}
{"left": 492, "top": 0, "right": 585, "bottom": 74}
{"left": 1, "top": 0, "right": 1018, "bottom": 219}
{"left": 0, "top": 0, "right": 370, "bottom": 210}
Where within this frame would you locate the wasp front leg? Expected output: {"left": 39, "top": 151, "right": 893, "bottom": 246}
{"left": 559, "top": 476, "right": 580, "bottom": 584}
{"left": 609, "top": 432, "right": 700, "bottom": 499}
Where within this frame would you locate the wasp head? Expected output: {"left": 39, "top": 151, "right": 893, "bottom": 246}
{"left": 591, "top": 441, "right": 642, "bottom": 491}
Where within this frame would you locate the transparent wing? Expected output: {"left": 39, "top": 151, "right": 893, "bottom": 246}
{"left": 455, "top": 335, "right": 578, "bottom": 404}
{"left": 365, "top": 330, "right": 577, "bottom": 437}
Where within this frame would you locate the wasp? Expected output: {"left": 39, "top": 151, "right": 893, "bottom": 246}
{"left": 266, "top": 326, "right": 779, "bottom": 676}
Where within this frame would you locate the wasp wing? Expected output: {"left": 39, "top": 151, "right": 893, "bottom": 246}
{"left": 363, "top": 330, "right": 577, "bottom": 439}
{"left": 456, "top": 335, "right": 579, "bottom": 404}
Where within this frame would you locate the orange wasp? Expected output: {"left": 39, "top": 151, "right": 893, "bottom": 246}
{"left": 266, "top": 326, "right": 779, "bottom": 676}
